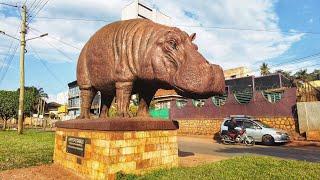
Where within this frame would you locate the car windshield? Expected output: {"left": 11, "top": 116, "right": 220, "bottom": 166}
{"left": 253, "top": 120, "right": 271, "bottom": 128}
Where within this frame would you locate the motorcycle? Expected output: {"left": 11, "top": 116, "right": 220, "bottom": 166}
{"left": 220, "top": 127, "right": 255, "bottom": 146}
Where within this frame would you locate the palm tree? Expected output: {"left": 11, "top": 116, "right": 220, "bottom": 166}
{"left": 294, "top": 69, "right": 309, "bottom": 81}
{"left": 275, "top": 69, "right": 292, "bottom": 79}
{"left": 37, "top": 87, "right": 48, "bottom": 99}
{"left": 260, "top": 63, "right": 270, "bottom": 76}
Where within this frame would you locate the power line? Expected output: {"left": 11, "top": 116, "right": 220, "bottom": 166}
{"left": 287, "top": 62, "right": 320, "bottom": 72}
{"left": 176, "top": 24, "right": 320, "bottom": 35}
{"left": 0, "top": 2, "right": 19, "bottom": 7}
{"left": 40, "top": 37, "right": 74, "bottom": 62}
{"left": 28, "top": 29, "right": 75, "bottom": 62}
{"left": 30, "top": 27, "right": 81, "bottom": 50}
{"left": 26, "top": 0, "right": 37, "bottom": 14}
{"left": 0, "top": 44, "right": 19, "bottom": 85}
{"left": 28, "top": 0, "right": 49, "bottom": 24}
{"left": 35, "top": 16, "right": 112, "bottom": 23}
{"left": 250, "top": 52, "right": 320, "bottom": 74}
{"left": 33, "top": 16, "right": 320, "bottom": 35}
{"left": 0, "top": 25, "right": 21, "bottom": 76}
{"left": 29, "top": 45, "right": 66, "bottom": 89}
{"left": 253, "top": 55, "right": 320, "bottom": 74}
{"left": 27, "top": 0, "right": 42, "bottom": 19}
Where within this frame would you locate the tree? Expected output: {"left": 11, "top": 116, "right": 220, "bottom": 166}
{"left": 294, "top": 69, "right": 313, "bottom": 81}
{"left": 17, "top": 86, "right": 48, "bottom": 116}
{"left": 260, "top": 63, "right": 270, "bottom": 76}
{"left": 0, "top": 91, "right": 18, "bottom": 130}
{"left": 310, "top": 69, "right": 320, "bottom": 80}
{"left": 275, "top": 69, "right": 292, "bottom": 79}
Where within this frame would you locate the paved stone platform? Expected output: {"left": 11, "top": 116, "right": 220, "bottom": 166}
{"left": 54, "top": 118, "right": 179, "bottom": 179}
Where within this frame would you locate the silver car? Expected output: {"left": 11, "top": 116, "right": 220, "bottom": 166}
{"left": 220, "top": 116, "right": 290, "bottom": 145}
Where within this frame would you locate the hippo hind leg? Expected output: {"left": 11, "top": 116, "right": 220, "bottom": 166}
{"left": 115, "top": 82, "right": 133, "bottom": 117}
{"left": 79, "top": 88, "right": 96, "bottom": 119}
{"left": 99, "top": 93, "right": 115, "bottom": 118}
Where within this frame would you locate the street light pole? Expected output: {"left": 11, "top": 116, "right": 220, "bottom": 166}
{"left": 17, "top": 4, "right": 27, "bottom": 134}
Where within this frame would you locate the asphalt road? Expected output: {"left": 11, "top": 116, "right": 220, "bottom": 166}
{"left": 178, "top": 136, "right": 320, "bottom": 162}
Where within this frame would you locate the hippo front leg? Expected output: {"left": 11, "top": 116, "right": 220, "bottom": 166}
{"left": 137, "top": 88, "right": 157, "bottom": 117}
{"left": 115, "top": 82, "right": 133, "bottom": 117}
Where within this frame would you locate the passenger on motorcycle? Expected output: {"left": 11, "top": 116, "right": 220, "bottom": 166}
{"left": 227, "top": 118, "right": 239, "bottom": 139}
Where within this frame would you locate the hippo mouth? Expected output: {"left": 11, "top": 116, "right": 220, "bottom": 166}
{"left": 173, "top": 84, "right": 186, "bottom": 93}
{"left": 173, "top": 83, "right": 214, "bottom": 99}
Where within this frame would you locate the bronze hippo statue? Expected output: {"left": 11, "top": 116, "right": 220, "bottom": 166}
{"left": 77, "top": 19, "right": 225, "bottom": 119}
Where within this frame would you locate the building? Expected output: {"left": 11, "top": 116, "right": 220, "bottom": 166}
{"left": 224, "top": 66, "right": 250, "bottom": 80}
{"left": 68, "top": 81, "right": 81, "bottom": 118}
{"left": 151, "top": 73, "right": 295, "bottom": 119}
{"left": 121, "top": 0, "right": 171, "bottom": 25}
{"left": 67, "top": 81, "right": 101, "bottom": 119}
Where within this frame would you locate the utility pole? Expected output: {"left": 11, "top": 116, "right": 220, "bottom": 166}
{"left": 17, "top": 4, "right": 27, "bottom": 134}
{"left": 0, "top": 3, "right": 48, "bottom": 134}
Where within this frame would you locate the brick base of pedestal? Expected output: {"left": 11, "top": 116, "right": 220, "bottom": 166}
{"left": 53, "top": 118, "right": 179, "bottom": 180}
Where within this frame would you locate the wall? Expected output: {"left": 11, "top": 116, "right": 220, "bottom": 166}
{"left": 297, "top": 101, "right": 320, "bottom": 133}
{"left": 297, "top": 101, "right": 320, "bottom": 136}
{"left": 170, "top": 88, "right": 297, "bottom": 119}
{"left": 177, "top": 117, "right": 297, "bottom": 137}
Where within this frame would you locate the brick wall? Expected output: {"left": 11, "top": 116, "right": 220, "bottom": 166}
{"left": 177, "top": 117, "right": 298, "bottom": 137}
{"left": 54, "top": 129, "right": 178, "bottom": 179}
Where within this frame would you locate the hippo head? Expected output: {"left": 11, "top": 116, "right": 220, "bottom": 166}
{"left": 151, "top": 28, "right": 225, "bottom": 98}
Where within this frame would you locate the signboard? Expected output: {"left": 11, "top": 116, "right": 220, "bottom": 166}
{"left": 66, "top": 136, "right": 86, "bottom": 157}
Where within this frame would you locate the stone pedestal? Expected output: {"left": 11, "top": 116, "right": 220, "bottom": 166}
{"left": 53, "top": 118, "right": 179, "bottom": 179}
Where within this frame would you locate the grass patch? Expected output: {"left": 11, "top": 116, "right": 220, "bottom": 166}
{"left": 0, "top": 129, "right": 55, "bottom": 171}
{"left": 118, "top": 156, "right": 320, "bottom": 180}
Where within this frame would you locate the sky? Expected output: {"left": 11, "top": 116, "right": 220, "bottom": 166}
{"left": 0, "top": 0, "right": 320, "bottom": 102}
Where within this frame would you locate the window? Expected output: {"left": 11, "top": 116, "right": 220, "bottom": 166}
{"left": 262, "top": 91, "right": 283, "bottom": 103}
{"left": 211, "top": 94, "right": 228, "bottom": 107}
{"left": 254, "top": 120, "right": 271, "bottom": 128}
{"left": 176, "top": 99, "right": 188, "bottom": 109}
{"left": 192, "top": 99, "right": 205, "bottom": 107}
{"left": 243, "top": 121, "right": 255, "bottom": 129}
{"left": 234, "top": 90, "right": 253, "bottom": 104}
{"left": 155, "top": 101, "right": 170, "bottom": 110}
{"left": 236, "top": 120, "right": 243, "bottom": 127}
{"left": 223, "top": 120, "right": 231, "bottom": 126}
{"left": 223, "top": 119, "right": 242, "bottom": 127}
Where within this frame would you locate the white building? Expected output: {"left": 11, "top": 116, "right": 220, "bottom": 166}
{"left": 48, "top": 91, "right": 68, "bottom": 105}
{"left": 121, "top": 0, "right": 171, "bottom": 26}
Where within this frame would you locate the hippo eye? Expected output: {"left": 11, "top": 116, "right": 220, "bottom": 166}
{"left": 169, "top": 40, "right": 177, "bottom": 50}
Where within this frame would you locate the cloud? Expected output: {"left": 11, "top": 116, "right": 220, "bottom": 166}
{"left": 152, "top": 0, "right": 304, "bottom": 69}
{"left": 47, "top": 91, "right": 68, "bottom": 104}
{"left": 308, "top": 18, "right": 313, "bottom": 23}
{"left": 1, "top": 0, "right": 303, "bottom": 69}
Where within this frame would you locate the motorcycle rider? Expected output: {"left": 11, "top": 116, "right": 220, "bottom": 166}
{"left": 227, "top": 117, "right": 239, "bottom": 139}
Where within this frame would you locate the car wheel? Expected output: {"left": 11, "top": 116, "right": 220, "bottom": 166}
{"left": 262, "top": 135, "right": 274, "bottom": 145}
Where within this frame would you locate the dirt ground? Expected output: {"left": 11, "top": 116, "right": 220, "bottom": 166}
{"left": 0, "top": 164, "right": 84, "bottom": 180}
{"left": 179, "top": 153, "right": 229, "bottom": 167}
{"left": 284, "top": 140, "right": 320, "bottom": 147}
{"left": 0, "top": 153, "right": 226, "bottom": 179}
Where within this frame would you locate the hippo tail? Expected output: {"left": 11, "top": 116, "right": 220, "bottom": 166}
{"left": 77, "top": 44, "right": 92, "bottom": 89}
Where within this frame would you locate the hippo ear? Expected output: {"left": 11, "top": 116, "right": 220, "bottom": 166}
{"left": 190, "top": 33, "right": 196, "bottom": 41}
